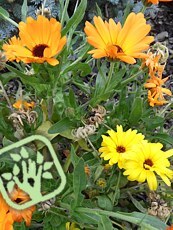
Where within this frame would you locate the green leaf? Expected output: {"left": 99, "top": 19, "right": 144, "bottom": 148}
{"left": 62, "top": 0, "right": 87, "bottom": 35}
{"left": 129, "top": 97, "right": 143, "bottom": 125}
{"left": 90, "top": 64, "right": 125, "bottom": 106}
{"left": 72, "top": 211, "right": 100, "bottom": 225}
{"left": 0, "top": 6, "right": 9, "bottom": 18}
{"left": 98, "top": 215, "right": 113, "bottom": 230}
{"left": 149, "top": 133, "right": 173, "bottom": 145}
{"left": 43, "top": 162, "right": 53, "bottom": 171}
{"left": 1, "top": 172, "right": 12, "bottom": 180}
{"left": 142, "top": 116, "right": 164, "bottom": 131}
{"left": 20, "top": 147, "right": 29, "bottom": 159}
{"left": 94, "top": 165, "right": 104, "bottom": 182}
{"left": 21, "top": 0, "right": 28, "bottom": 22}
{"left": 42, "top": 172, "right": 53, "bottom": 179}
{"left": 36, "top": 120, "right": 59, "bottom": 149}
{"left": 13, "top": 164, "right": 20, "bottom": 176}
{"left": 37, "top": 151, "right": 44, "bottom": 164}
{"left": 63, "top": 62, "right": 91, "bottom": 77}
{"left": 48, "top": 117, "right": 75, "bottom": 134}
{"left": 10, "top": 153, "right": 21, "bottom": 162}
{"left": 70, "top": 145, "right": 79, "bottom": 168}
{"left": 73, "top": 158, "right": 86, "bottom": 207}
{"left": 97, "top": 196, "right": 113, "bottom": 211}
{"left": 128, "top": 192, "right": 147, "bottom": 213}
{"left": 7, "top": 181, "right": 15, "bottom": 193}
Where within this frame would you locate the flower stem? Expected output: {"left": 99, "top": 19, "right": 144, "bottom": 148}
{"left": 112, "top": 170, "right": 121, "bottom": 204}
{"left": 141, "top": 5, "right": 147, "bottom": 14}
{"left": 121, "top": 69, "right": 143, "bottom": 86}
{"left": 106, "top": 61, "right": 115, "bottom": 88}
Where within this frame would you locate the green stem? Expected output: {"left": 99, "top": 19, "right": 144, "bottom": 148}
{"left": 121, "top": 69, "right": 143, "bottom": 86}
{"left": 3, "top": 16, "right": 18, "bottom": 27}
{"left": 141, "top": 5, "right": 147, "bottom": 13}
{"left": 112, "top": 170, "right": 121, "bottom": 204}
{"left": 87, "top": 137, "right": 99, "bottom": 159}
{"left": 60, "top": 0, "right": 69, "bottom": 27}
{"left": 106, "top": 61, "right": 115, "bottom": 88}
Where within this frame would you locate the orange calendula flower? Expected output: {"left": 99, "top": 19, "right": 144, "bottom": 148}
{"left": 13, "top": 99, "right": 35, "bottom": 110}
{"left": 3, "top": 15, "right": 66, "bottom": 66}
{"left": 9, "top": 186, "right": 36, "bottom": 226}
{"left": 146, "top": 0, "right": 173, "bottom": 4}
{"left": 0, "top": 194, "right": 14, "bottom": 230}
{"left": 0, "top": 186, "right": 35, "bottom": 227}
{"left": 84, "top": 12, "right": 154, "bottom": 64}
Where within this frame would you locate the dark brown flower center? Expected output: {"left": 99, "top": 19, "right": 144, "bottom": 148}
{"left": 15, "top": 198, "right": 23, "bottom": 204}
{"left": 115, "top": 45, "right": 123, "bottom": 53}
{"left": 116, "top": 146, "right": 126, "bottom": 153}
{"left": 143, "top": 159, "right": 153, "bottom": 170}
{"left": 32, "top": 44, "right": 48, "bottom": 57}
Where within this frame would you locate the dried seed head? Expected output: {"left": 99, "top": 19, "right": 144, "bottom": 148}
{"left": 36, "top": 7, "right": 51, "bottom": 19}
{"left": 149, "top": 42, "right": 169, "bottom": 65}
{"left": 147, "top": 192, "right": 171, "bottom": 220}
{"left": 88, "top": 105, "right": 106, "bottom": 127}
{"left": 72, "top": 124, "right": 96, "bottom": 140}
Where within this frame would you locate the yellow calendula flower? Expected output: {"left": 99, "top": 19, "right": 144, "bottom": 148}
{"left": 3, "top": 15, "right": 66, "bottom": 66}
{"left": 98, "top": 125, "right": 145, "bottom": 168}
{"left": 84, "top": 12, "right": 154, "bottom": 64}
{"left": 123, "top": 143, "right": 173, "bottom": 190}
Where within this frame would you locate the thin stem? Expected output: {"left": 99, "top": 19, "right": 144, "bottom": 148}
{"left": 121, "top": 69, "right": 143, "bottom": 86}
{"left": 3, "top": 16, "right": 18, "bottom": 27}
{"left": 159, "top": 102, "right": 171, "bottom": 116}
{"left": 87, "top": 137, "right": 100, "bottom": 159}
{"left": 0, "top": 80, "right": 13, "bottom": 111}
{"left": 60, "top": 0, "right": 69, "bottom": 27}
{"left": 141, "top": 5, "right": 147, "bottom": 14}
{"left": 112, "top": 170, "right": 121, "bottom": 204}
{"left": 106, "top": 61, "right": 115, "bottom": 88}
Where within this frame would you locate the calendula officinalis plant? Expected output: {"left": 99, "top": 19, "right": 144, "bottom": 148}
{"left": 0, "top": 0, "right": 172, "bottom": 229}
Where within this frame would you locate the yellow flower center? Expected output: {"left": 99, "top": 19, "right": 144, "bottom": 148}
{"left": 106, "top": 44, "right": 123, "bottom": 59}
{"left": 32, "top": 44, "right": 48, "bottom": 57}
{"left": 143, "top": 159, "right": 153, "bottom": 170}
{"left": 116, "top": 146, "right": 126, "bottom": 153}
